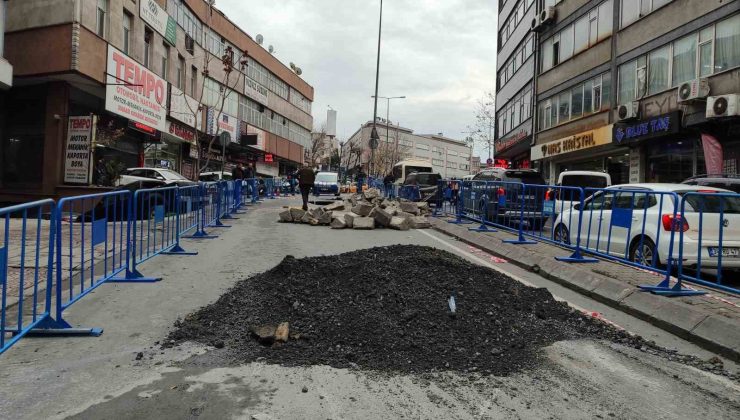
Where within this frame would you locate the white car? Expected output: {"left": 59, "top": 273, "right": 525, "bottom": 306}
{"left": 547, "top": 170, "right": 611, "bottom": 216}
{"left": 552, "top": 183, "right": 740, "bottom": 273}
{"left": 115, "top": 167, "right": 196, "bottom": 186}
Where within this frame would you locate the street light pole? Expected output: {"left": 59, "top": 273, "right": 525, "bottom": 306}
{"left": 370, "top": 0, "right": 383, "bottom": 177}
{"left": 372, "top": 95, "right": 406, "bottom": 175}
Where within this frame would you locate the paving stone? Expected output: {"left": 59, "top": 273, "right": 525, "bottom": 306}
{"left": 374, "top": 208, "right": 393, "bottom": 227}
{"left": 351, "top": 202, "right": 374, "bottom": 217}
{"left": 289, "top": 208, "right": 306, "bottom": 221}
{"left": 330, "top": 218, "right": 346, "bottom": 229}
{"left": 344, "top": 213, "right": 357, "bottom": 228}
{"left": 389, "top": 216, "right": 410, "bottom": 231}
{"left": 353, "top": 217, "right": 375, "bottom": 230}
{"left": 279, "top": 209, "right": 293, "bottom": 222}
{"left": 409, "top": 216, "right": 431, "bottom": 229}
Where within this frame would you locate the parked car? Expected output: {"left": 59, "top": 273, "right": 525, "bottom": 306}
{"left": 116, "top": 167, "right": 196, "bottom": 187}
{"left": 313, "top": 172, "right": 341, "bottom": 197}
{"left": 467, "top": 168, "right": 548, "bottom": 229}
{"left": 682, "top": 174, "right": 740, "bottom": 194}
{"left": 547, "top": 170, "right": 612, "bottom": 216}
{"left": 552, "top": 183, "right": 740, "bottom": 274}
{"left": 403, "top": 172, "right": 442, "bottom": 201}
{"left": 199, "top": 171, "right": 233, "bottom": 182}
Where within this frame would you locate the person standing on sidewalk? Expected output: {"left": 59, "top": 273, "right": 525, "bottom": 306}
{"left": 231, "top": 164, "right": 244, "bottom": 180}
{"left": 383, "top": 173, "right": 395, "bottom": 198}
{"left": 296, "top": 166, "right": 316, "bottom": 211}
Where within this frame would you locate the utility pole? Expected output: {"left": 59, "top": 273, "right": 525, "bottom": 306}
{"left": 370, "top": 0, "right": 383, "bottom": 177}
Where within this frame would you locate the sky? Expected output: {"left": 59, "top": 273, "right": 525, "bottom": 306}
{"left": 216, "top": 0, "right": 498, "bottom": 151}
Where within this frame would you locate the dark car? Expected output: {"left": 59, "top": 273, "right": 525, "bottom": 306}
{"left": 466, "top": 168, "right": 548, "bottom": 229}
{"left": 403, "top": 172, "right": 442, "bottom": 201}
{"left": 682, "top": 174, "right": 740, "bottom": 194}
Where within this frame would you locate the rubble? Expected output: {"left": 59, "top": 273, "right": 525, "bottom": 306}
{"left": 168, "top": 246, "right": 678, "bottom": 377}
{"left": 278, "top": 188, "right": 433, "bottom": 231}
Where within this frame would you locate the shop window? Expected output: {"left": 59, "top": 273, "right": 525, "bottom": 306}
{"left": 2, "top": 88, "right": 46, "bottom": 184}
{"left": 715, "top": 14, "right": 740, "bottom": 73}
{"left": 647, "top": 140, "right": 705, "bottom": 183}
{"left": 672, "top": 34, "right": 697, "bottom": 86}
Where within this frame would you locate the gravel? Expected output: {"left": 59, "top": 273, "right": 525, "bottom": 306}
{"left": 166, "top": 245, "right": 735, "bottom": 378}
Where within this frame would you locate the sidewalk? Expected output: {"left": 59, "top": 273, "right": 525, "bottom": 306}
{"left": 431, "top": 217, "right": 740, "bottom": 362}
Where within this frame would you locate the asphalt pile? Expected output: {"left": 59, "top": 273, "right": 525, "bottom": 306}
{"left": 277, "top": 188, "right": 432, "bottom": 230}
{"left": 166, "top": 245, "right": 670, "bottom": 377}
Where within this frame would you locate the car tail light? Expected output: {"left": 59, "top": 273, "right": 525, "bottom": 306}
{"left": 662, "top": 214, "right": 689, "bottom": 232}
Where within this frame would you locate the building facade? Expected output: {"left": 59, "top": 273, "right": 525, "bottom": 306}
{"left": 0, "top": 0, "right": 314, "bottom": 203}
{"left": 495, "top": 0, "right": 537, "bottom": 169}
{"left": 342, "top": 120, "right": 473, "bottom": 179}
{"left": 530, "top": 0, "right": 739, "bottom": 184}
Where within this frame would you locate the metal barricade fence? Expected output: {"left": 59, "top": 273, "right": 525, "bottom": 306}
{"left": 56, "top": 191, "right": 132, "bottom": 307}
{"left": 178, "top": 185, "right": 201, "bottom": 236}
{"left": 220, "top": 181, "right": 235, "bottom": 219}
{"left": 676, "top": 192, "right": 740, "bottom": 294}
{"left": 398, "top": 185, "right": 421, "bottom": 201}
{"left": 1, "top": 200, "right": 57, "bottom": 355}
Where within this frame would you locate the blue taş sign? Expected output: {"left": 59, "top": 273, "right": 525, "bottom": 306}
{"left": 613, "top": 111, "right": 682, "bottom": 146}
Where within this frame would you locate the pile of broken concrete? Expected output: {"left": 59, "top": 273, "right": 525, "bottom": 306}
{"left": 278, "top": 188, "right": 431, "bottom": 231}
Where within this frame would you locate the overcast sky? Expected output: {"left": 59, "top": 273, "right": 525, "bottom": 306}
{"left": 216, "top": 0, "right": 497, "bottom": 149}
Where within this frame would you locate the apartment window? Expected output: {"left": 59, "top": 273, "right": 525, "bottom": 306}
{"left": 648, "top": 46, "right": 670, "bottom": 94}
{"left": 161, "top": 43, "right": 170, "bottom": 79}
{"left": 560, "top": 24, "right": 574, "bottom": 62}
{"left": 176, "top": 56, "right": 185, "bottom": 90}
{"left": 672, "top": 34, "right": 697, "bottom": 86}
{"left": 618, "top": 60, "right": 636, "bottom": 104}
{"left": 448, "top": 150, "right": 458, "bottom": 157}
{"left": 190, "top": 66, "right": 197, "bottom": 97}
{"left": 552, "top": 33, "right": 560, "bottom": 66}
{"left": 571, "top": 85, "right": 583, "bottom": 118}
{"left": 144, "top": 29, "right": 153, "bottom": 68}
{"left": 574, "top": 16, "right": 589, "bottom": 54}
{"left": 621, "top": 0, "right": 674, "bottom": 28}
{"left": 715, "top": 14, "right": 740, "bottom": 73}
{"left": 432, "top": 159, "right": 444, "bottom": 166}
{"left": 597, "top": 1, "right": 613, "bottom": 39}
{"left": 558, "top": 91, "right": 570, "bottom": 122}
{"left": 122, "top": 11, "right": 132, "bottom": 54}
{"left": 96, "top": 0, "right": 108, "bottom": 38}
{"left": 538, "top": 73, "right": 610, "bottom": 131}
{"left": 583, "top": 80, "right": 593, "bottom": 113}
{"left": 416, "top": 143, "right": 430, "bottom": 151}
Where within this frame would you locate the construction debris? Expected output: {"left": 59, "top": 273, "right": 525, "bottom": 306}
{"left": 277, "top": 188, "right": 432, "bottom": 230}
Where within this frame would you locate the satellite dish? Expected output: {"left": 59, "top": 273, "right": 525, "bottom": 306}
{"left": 290, "top": 62, "right": 296, "bottom": 70}
{"left": 256, "top": 34, "right": 263, "bottom": 45}
{"left": 296, "top": 68, "right": 302, "bottom": 75}
{"left": 268, "top": 45, "right": 274, "bottom": 53}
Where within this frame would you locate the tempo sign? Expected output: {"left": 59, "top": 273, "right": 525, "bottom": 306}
{"left": 105, "top": 46, "right": 167, "bottom": 131}
{"left": 63, "top": 116, "right": 95, "bottom": 184}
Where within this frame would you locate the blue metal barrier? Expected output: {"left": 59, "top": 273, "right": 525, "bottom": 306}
{"left": 1, "top": 200, "right": 59, "bottom": 354}
{"left": 673, "top": 192, "right": 740, "bottom": 294}
{"left": 178, "top": 185, "right": 201, "bottom": 236}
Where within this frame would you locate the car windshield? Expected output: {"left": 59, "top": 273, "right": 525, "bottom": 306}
{"left": 199, "top": 174, "right": 219, "bottom": 182}
{"left": 159, "top": 170, "right": 187, "bottom": 180}
{"left": 315, "top": 173, "right": 338, "bottom": 183}
{"left": 560, "top": 175, "right": 608, "bottom": 189}
{"left": 691, "top": 180, "right": 740, "bottom": 194}
{"left": 406, "top": 166, "right": 432, "bottom": 175}
{"left": 679, "top": 193, "right": 740, "bottom": 214}
{"left": 415, "top": 173, "right": 440, "bottom": 186}
{"left": 503, "top": 171, "right": 545, "bottom": 185}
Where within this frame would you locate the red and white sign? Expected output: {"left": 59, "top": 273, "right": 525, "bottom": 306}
{"left": 105, "top": 45, "right": 167, "bottom": 131}
{"left": 64, "top": 116, "right": 95, "bottom": 184}
{"left": 165, "top": 120, "right": 196, "bottom": 144}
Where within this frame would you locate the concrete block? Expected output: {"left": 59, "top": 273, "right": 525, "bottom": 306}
{"left": 374, "top": 208, "right": 393, "bottom": 227}
{"left": 278, "top": 209, "right": 293, "bottom": 222}
{"left": 409, "top": 216, "right": 431, "bottom": 229}
{"left": 330, "top": 217, "right": 347, "bottom": 229}
{"left": 390, "top": 216, "right": 410, "bottom": 231}
{"left": 620, "top": 289, "right": 670, "bottom": 317}
{"left": 351, "top": 202, "right": 374, "bottom": 216}
{"left": 318, "top": 211, "right": 333, "bottom": 225}
{"left": 289, "top": 208, "right": 306, "bottom": 221}
{"left": 591, "top": 277, "right": 635, "bottom": 303}
{"left": 353, "top": 217, "right": 375, "bottom": 230}
{"left": 691, "top": 315, "right": 740, "bottom": 357}
{"left": 344, "top": 213, "right": 356, "bottom": 228}
{"left": 399, "top": 202, "right": 420, "bottom": 215}
{"left": 363, "top": 188, "right": 380, "bottom": 200}
{"left": 652, "top": 299, "right": 710, "bottom": 335}
{"left": 324, "top": 201, "right": 345, "bottom": 211}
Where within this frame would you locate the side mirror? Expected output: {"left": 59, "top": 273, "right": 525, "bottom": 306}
{"left": 573, "top": 203, "right": 582, "bottom": 211}
{"left": 156, "top": 176, "right": 165, "bottom": 181}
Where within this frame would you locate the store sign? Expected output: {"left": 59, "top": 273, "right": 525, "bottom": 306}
{"left": 244, "top": 76, "right": 269, "bottom": 106}
{"left": 206, "top": 108, "right": 239, "bottom": 143}
{"left": 531, "top": 125, "right": 612, "bottom": 160}
{"left": 140, "top": 0, "right": 176, "bottom": 45}
{"left": 105, "top": 46, "right": 167, "bottom": 131}
{"left": 613, "top": 111, "right": 681, "bottom": 146}
{"left": 264, "top": 154, "right": 274, "bottom": 163}
{"left": 165, "top": 120, "right": 196, "bottom": 144}
{"left": 64, "top": 116, "right": 94, "bottom": 184}
{"left": 497, "top": 130, "right": 528, "bottom": 153}
{"left": 629, "top": 148, "right": 642, "bottom": 183}
{"left": 246, "top": 124, "right": 266, "bottom": 150}
{"left": 168, "top": 86, "right": 199, "bottom": 128}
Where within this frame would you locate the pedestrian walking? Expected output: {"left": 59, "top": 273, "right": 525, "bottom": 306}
{"left": 232, "top": 164, "right": 244, "bottom": 180}
{"left": 356, "top": 167, "right": 366, "bottom": 192}
{"left": 296, "top": 165, "right": 316, "bottom": 211}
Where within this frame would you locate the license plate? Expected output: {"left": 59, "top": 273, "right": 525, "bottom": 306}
{"left": 708, "top": 247, "right": 740, "bottom": 258}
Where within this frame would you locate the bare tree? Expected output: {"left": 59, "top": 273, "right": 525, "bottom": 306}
{"left": 168, "top": 1, "right": 249, "bottom": 176}
{"left": 368, "top": 140, "right": 411, "bottom": 177}
{"left": 466, "top": 91, "right": 496, "bottom": 158}
{"left": 306, "top": 124, "right": 331, "bottom": 169}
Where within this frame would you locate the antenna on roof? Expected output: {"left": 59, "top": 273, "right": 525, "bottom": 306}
{"left": 256, "top": 34, "right": 264, "bottom": 45}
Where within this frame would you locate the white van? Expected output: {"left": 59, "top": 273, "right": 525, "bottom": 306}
{"left": 549, "top": 170, "right": 612, "bottom": 215}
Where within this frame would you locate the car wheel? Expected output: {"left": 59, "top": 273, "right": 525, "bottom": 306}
{"left": 554, "top": 224, "right": 570, "bottom": 245}
{"left": 629, "top": 237, "right": 657, "bottom": 267}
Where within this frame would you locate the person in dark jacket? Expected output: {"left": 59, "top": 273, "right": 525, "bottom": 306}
{"left": 244, "top": 163, "right": 255, "bottom": 179}
{"left": 296, "top": 166, "right": 316, "bottom": 210}
{"left": 232, "top": 164, "right": 244, "bottom": 180}
{"left": 383, "top": 173, "right": 395, "bottom": 198}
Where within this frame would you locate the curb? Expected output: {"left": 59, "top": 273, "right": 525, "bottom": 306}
{"left": 431, "top": 219, "right": 740, "bottom": 362}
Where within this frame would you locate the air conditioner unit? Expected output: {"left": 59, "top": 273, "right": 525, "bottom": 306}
{"left": 530, "top": 15, "right": 542, "bottom": 32}
{"left": 677, "top": 78, "right": 710, "bottom": 103}
{"left": 540, "top": 7, "right": 556, "bottom": 25}
{"left": 706, "top": 94, "right": 740, "bottom": 118}
{"left": 617, "top": 102, "right": 639, "bottom": 121}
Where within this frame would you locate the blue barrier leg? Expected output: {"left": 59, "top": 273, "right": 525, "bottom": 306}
{"left": 554, "top": 189, "right": 598, "bottom": 263}
{"left": 503, "top": 185, "right": 536, "bottom": 244}
{"left": 469, "top": 199, "right": 496, "bottom": 232}
{"left": 448, "top": 183, "right": 472, "bottom": 225}
{"left": 111, "top": 198, "right": 161, "bottom": 282}
{"left": 162, "top": 189, "right": 198, "bottom": 256}
{"left": 28, "top": 317, "right": 103, "bottom": 337}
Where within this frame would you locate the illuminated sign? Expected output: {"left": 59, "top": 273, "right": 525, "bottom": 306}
{"left": 264, "top": 154, "right": 274, "bottom": 163}
{"left": 613, "top": 111, "right": 681, "bottom": 146}
{"left": 531, "top": 125, "right": 613, "bottom": 160}
{"left": 128, "top": 120, "right": 158, "bottom": 136}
